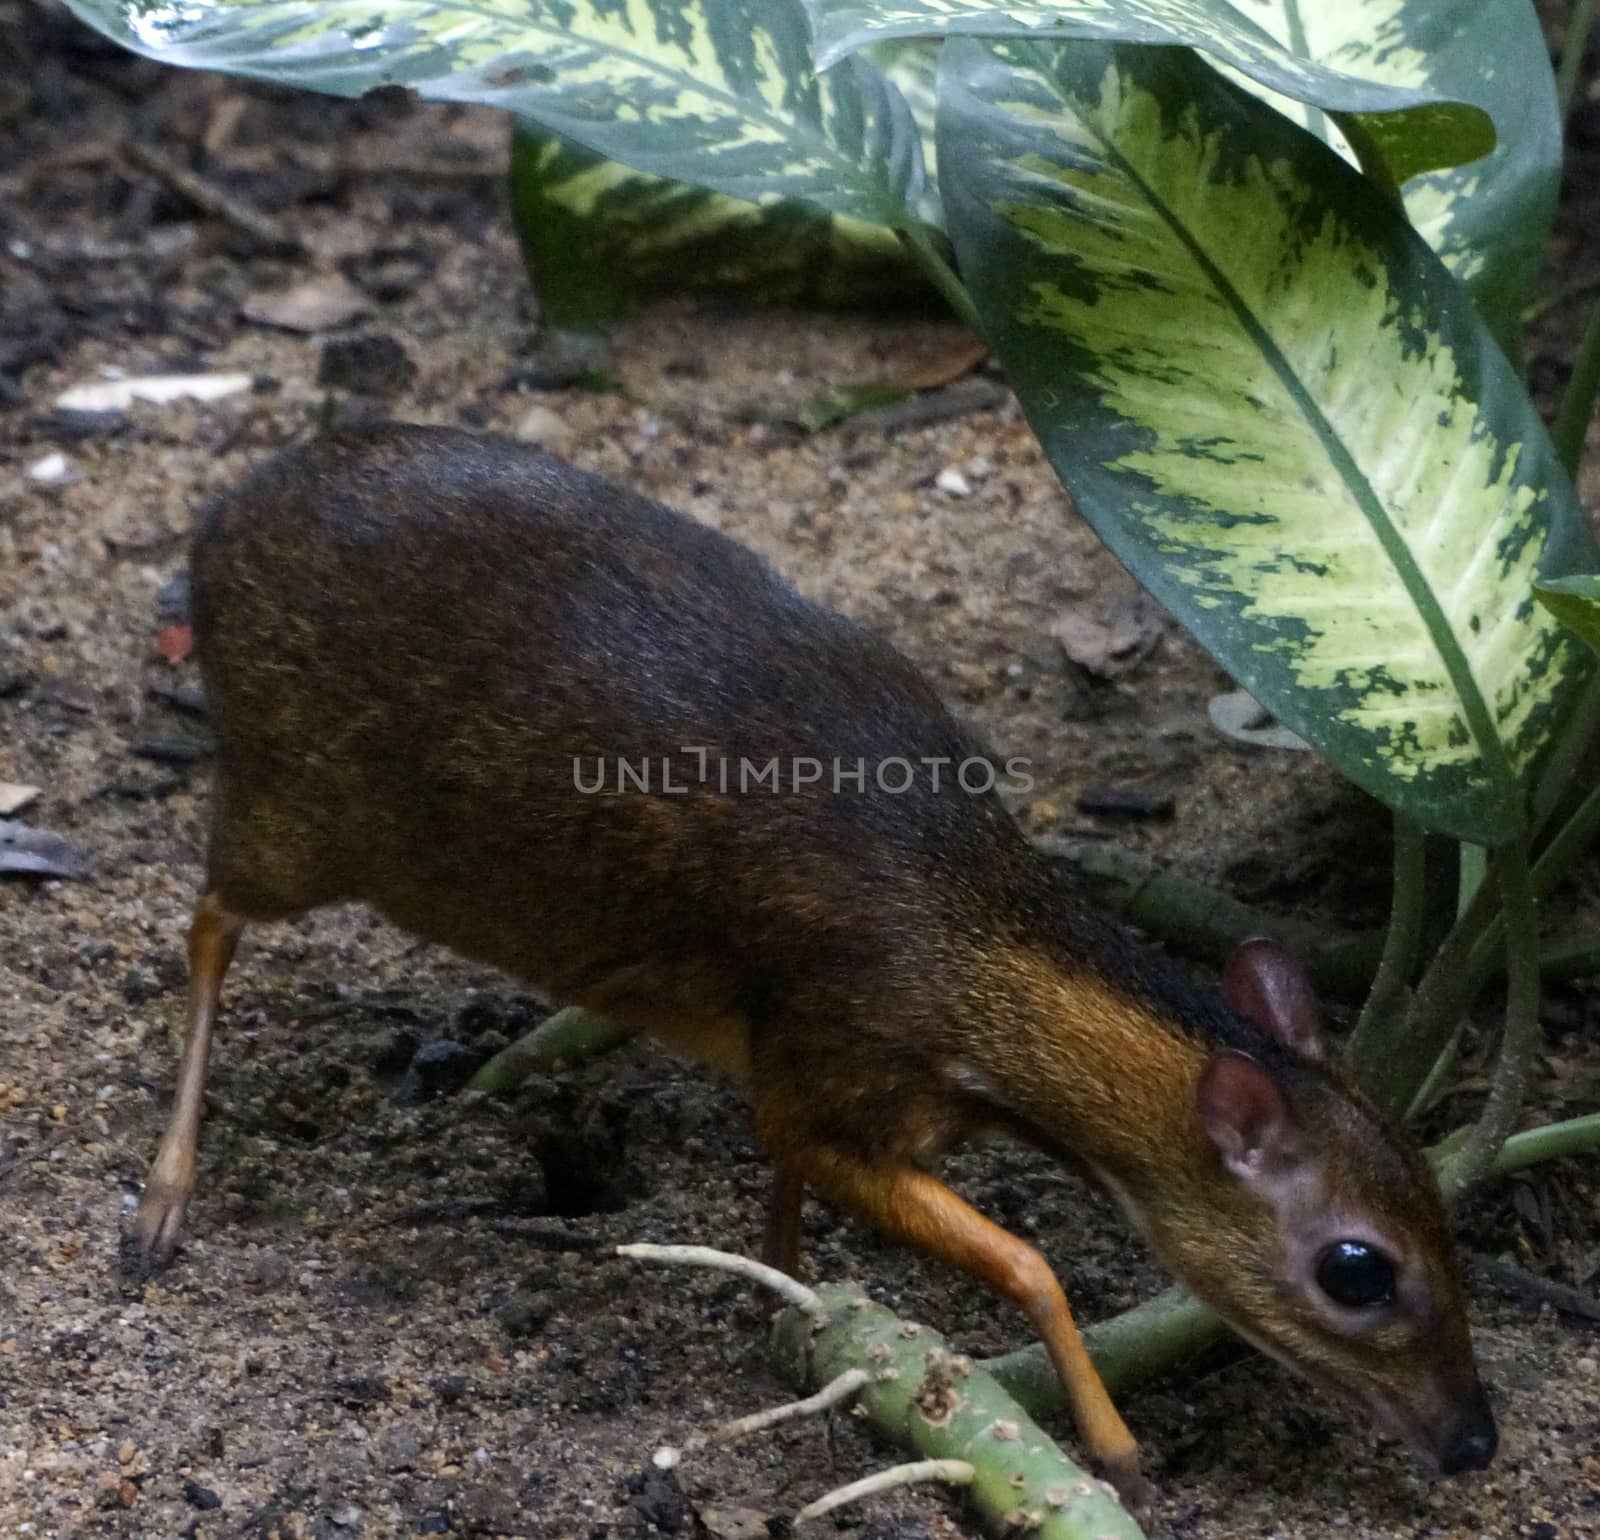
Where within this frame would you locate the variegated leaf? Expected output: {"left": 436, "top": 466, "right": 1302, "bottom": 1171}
{"left": 509, "top": 124, "right": 932, "bottom": 326}
{"left": 938, "top": 39, "right": 1597, "bottom": 843}
{"left": 1225, "top": 0, "right": 1559, "bottom": 355}
{"left": 808, "top": 0, "right": 1495, "bottom": 186}
{"left": 62, "top": 0, "right": 926, "bottom": 228}
{"left": 867, "top": 39, "right": 943, "bottom": 226}
{"left": 1534, "top": 578, "right": 1600, "bottom": 658}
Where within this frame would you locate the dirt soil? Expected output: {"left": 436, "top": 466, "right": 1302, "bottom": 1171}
{"left": 3, "top": 5, "right": 1600, "bottom": 1540}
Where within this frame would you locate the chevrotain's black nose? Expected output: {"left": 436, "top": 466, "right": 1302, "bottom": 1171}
{"left": 1439, "top": 1390, "right": 1498, "bottom": 1474}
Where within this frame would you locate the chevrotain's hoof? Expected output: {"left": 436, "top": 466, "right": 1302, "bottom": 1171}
{"left": 126, "top": 1185, "right": 189, "bottom": 1274}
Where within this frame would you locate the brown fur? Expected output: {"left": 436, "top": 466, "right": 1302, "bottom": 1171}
{"left": 162, "top": 423, "right": 1491, "bottom": 1487}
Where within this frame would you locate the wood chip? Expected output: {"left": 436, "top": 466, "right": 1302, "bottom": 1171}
{"left": 56, "top": 374, "right": 253, "bottom": 413}
{"left": 0, "top": 783, "right": 39, "bottom": 816}
{"left": 242, "top": 275, "right": 369, "bottom": 334}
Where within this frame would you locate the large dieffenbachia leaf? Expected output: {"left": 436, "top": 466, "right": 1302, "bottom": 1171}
{"left": 509, "top": 124, "right": 932, "bottom": 325}
{"left": 505, "top": 38, "right": 944, "bottom": 324}
{"left": 62, "top": 0, "right": 926, "bottom": 229}
{"left": 1224, "top": 0, "right": 1560, "bottom": 354}
{"left": 938, "top": 40, "right": 1596, "bottom": 844}
{"left": 807, "top": 0, "right": 1495, "bottom": 188}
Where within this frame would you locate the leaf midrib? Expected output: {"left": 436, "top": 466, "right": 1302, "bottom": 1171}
{"left": 1274, "top": 0, "right": 1331, "bottom": 145}
{"left": 1022, "top": 44, "right": 1519, "bottom": 825}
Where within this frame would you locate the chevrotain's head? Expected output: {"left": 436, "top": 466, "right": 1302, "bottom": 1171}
{"left": 1134, "top": 940, "right": 1496, "bottom": 1476}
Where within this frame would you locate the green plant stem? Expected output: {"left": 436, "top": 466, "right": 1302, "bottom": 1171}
{"left": 1443, "top": 839, "right": 1542, "bottom": 1198}
{"left": 1523, "top": 273, "right": 1600, "bottom": 327}
{"left": 1553, "top": 286, "right": 1600, "bottom": 477}
{"left": 1347, "top": 816, "right": 1425, "bottom": 1073}
{"left": 898, "top": 224, "right": 986, "bottom": 338}
{"left": 1460, "top": 778, "right": 1600, "bottom": 1001}
{"left": 986, "top": 1287, "right": 1228, "bottom": 1413}
{"left": 1557, "top": 0, "right": 1599, "bottom": 122}
{"left": 1036, "top": 838, "right": 1383, "bottom": 1003}
{"left": 1532, "top": 671, "right": 1600, "bottom": 829}
{"left": 1358, "top": 868, "right": 1500, "bottom": 1120}
{"left": 1484, "top": 1110, "right": 1600, "bottom": 1175}
{"left": 1379, "top": 781, "right": 1600, "bottom": 1122}
{"left": 988, "top": 1109, "right": 1600, "bottom": 1418}
{"left": 1457, "top": 841, "right": 1487, "bottom": 915}
{"left": 468, "top": 1007, "right": 636, "bottom": 1094}
{"left": 775, "top": 1282, "right": 1144, "bottom": 1539}
{"left": 1538, "top": 932, "right": 1600, "bottom": 981}
{"left": 1404, "top": 1019, "right": 1465, "bottom": 1122}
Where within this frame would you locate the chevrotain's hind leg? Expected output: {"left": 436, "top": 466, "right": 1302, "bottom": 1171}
{"left": 762, "top": 1162, "right": 805, "bottom": 1276}
{"left": 789, "top": 1148, "right": 1151, "bottom": 1510}
{"left": 132, "top": 892, "right": 244, "bottom": 1268}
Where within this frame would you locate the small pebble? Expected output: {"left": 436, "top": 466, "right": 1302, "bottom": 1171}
{"left": 251, "top": 1252, "right": 289, "bottom": 1289}
{"left": 318, "top": 334, "right": 416, "bottom": 396}
{"left": 935, "top": 466, "right": 972, "bottom": 497}
{"left": 117, "top": 970, "right": 159, "bottom": 1010}
{"left": 394, "top": 1039, "right": 484, "bottom": 1103}
{"left": 381, "top": 1424, "right": 421, "bottom": 1471}
{"left": 27, "top": 453, "right": 75, "bottom": 485}
{"left": 183, "top": 1482, "right": 222, "bottom": 1511}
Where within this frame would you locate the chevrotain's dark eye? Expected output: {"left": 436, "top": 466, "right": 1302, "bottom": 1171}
{"left": 1315, "top": 1241, "right": 1396, "bottom": 1309}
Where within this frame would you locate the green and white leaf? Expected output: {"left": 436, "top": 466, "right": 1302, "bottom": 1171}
{"left": 62, "top": 0, "right": 926, "bottom": 228}
{"left": 807, "top": 0, "right": 1495, "bottom": 187}
{"left": 509, "top": 123, "right": 932, "bottom": 326}
{"left": 867, "top": 38, "right": 943, "bottom": 226}
{"left": 938, "top": 39, "right": 1596, "bottom": 844}
{"left": 1534, "top": 578, "right": 1600, "bottom": 659}
{"left": 1225, "top": 0, "right": 1559, "bottom": 354}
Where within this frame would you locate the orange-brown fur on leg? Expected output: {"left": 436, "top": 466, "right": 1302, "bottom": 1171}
{"left": 784, "top": 1146, "right": 1148, "bottom": 1506}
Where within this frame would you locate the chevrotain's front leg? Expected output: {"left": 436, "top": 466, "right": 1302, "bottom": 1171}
{"left": 787, "top": 1146, "right": 1152, "bottom": 1510}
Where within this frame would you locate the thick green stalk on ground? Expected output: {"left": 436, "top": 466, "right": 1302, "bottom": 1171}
{"left": 621, "top": 1246, "right": 1144, "bottom": 1539}
{"left": 774, "top": 1282, "right": 1144, "bottom": 1539}
{"left": 1036, "top": 838, "right": 1384, "bottom": 1003}
{"left": 468, "top": 1007, "right": 635, "bottom": 1094}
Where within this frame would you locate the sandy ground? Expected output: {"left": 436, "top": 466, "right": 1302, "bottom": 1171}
{"left": 3, "top": 6, "right": 1599, "bottom": 1539}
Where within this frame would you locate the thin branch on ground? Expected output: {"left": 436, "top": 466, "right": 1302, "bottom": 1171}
{"left": 615, "top": 1242, "right": 822, "bottom": 1314}
{"left": 124, "top": 141, "right": 304, "bottom": 255}
{"left": 794, "top": 1459, "right": 976, "bottom": 1527}
{"left": 655, "top": 1368, "right": 870, "bottom": 1466}
{"left": 1465, "top": 1252, "right": 1600, "bottom": 1325}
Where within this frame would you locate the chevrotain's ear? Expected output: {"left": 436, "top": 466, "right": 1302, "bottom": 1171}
{"left": 1196, "top": 1052, "right": 1302, "bottom": 1178}
{"left": 1220, "top": 936, "right": 1324, "bottom": 1062}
